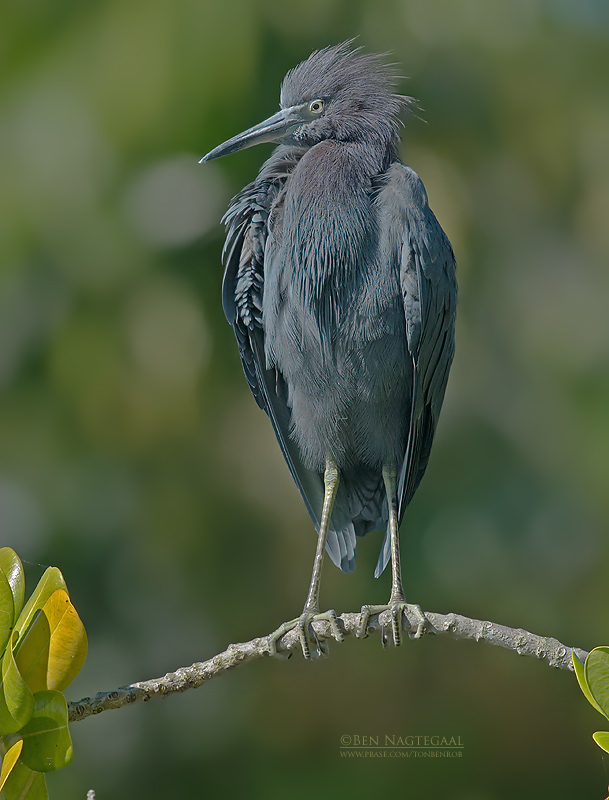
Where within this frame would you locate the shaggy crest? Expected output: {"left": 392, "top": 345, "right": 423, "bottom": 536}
{"left": 280, "top": 41, "right": 411, "bottom": 127}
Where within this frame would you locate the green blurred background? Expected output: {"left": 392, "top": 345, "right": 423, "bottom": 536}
{"left": 2, "top": 0, "right": 609, "bottom": 797}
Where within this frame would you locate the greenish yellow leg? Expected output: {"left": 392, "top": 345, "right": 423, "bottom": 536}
{"left": 357, "top": 465, "right": 427, "bottom": 645}
{"left": 268, "top": 457, "right": 344, "bottom": 659}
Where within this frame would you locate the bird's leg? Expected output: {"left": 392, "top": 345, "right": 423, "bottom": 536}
{"left": 357, "top": 465, "right": 426, "bottom": 645}
{"left": 268, "top": 457, "right": 344, "bottom": 659}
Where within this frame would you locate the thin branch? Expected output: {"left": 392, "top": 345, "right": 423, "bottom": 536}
{"left": 68, "top": 609, "right": 588, "bottom": 723}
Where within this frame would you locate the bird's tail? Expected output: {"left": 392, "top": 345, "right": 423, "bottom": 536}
{"left": 325, "top": 471, "right": 388, "bottom": 574}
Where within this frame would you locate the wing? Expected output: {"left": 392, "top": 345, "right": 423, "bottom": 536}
{"left": 222, "top": 147, "right": 359, "bottom": 572}
{"left": 374, "top": 163, "right": 457, "bottom": 577}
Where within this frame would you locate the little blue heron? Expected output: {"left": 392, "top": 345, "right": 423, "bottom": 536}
{"left": 201, "top": 42, "right": 457, "bottom": 659}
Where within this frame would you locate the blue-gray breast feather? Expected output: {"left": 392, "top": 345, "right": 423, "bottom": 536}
{"left": 222, "top": 146, "right": 359, "bottom": 572}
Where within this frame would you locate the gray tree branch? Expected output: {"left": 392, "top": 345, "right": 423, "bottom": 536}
{"left": 67, "top": 609, "right": 588, "bottom": 723}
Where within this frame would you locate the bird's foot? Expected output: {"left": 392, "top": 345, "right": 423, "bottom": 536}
{"left": 357, "top": 601, "right": 427, "bottom": 646}
{"left": 267, "top": 608, "right": 344, "bottom": 660}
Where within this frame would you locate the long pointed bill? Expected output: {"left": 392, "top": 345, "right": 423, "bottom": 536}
{"left": 200, "top": 105, "right": 305, "bottom": 163}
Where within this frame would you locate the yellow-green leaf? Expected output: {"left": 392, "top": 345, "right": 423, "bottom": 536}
{"left": 18, "top": 691, "right": 73, "bottom": 773}
{"left": 13, "top": 591, "right": 87, "bottom": 695}
{"left": 14, "top": 569, "right": 66, "bottom": 644}
{"left": 593, "top": 731, "right": 609, "bottom": 754}
{"left": 0, "top": 571, "right": 14, "bottom": 659}
{"left": 0, "top": 633, "right": 35, "bottom": 735}
{"left": 41, "top": 590, "right": 87, "bottom": 692}
{"left": 0, "top": 550, "right": 25, "bottom": 625}
{"left": 0, "top": 738, "right": 23, "bottom": 791}
{"left": 573, "top": 650, "right": 605, "bottom": 716}
{"left": 1, "top": 760, "right": 48, "bottom": 800}
{"left": 585, "top": 647, "right": 609, "bottom": 720}
{"left": 14, "top": 612, "right": 50, "bottom": 696}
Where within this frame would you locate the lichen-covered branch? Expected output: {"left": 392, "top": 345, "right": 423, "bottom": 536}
{"left": 68, "top": 609, "right": 588, "bottom": 723}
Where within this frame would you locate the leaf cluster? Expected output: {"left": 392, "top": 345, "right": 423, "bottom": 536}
{"left": 0, "top": 549, "right": 87, "bottom": 800}
{"left": 573, "top": 648, "right": 609, "bottom": 758}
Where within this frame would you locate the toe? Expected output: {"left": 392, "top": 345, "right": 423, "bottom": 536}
{"left": 391, "top": 607, "right": 403, "bottom": 647}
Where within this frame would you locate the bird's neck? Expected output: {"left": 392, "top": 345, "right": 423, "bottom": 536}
{"left": 292, "top": 139, "right": 388, "bottom": 201}
{"left": 282, "top": 140, "right": 385, "bottom": 289}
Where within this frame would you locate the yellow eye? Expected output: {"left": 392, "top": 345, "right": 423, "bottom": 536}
{"left": 309, "top": 100, "right": 324, "bottom": 114}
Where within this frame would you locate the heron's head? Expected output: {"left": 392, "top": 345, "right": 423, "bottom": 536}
{"left": 201, "top": 42, "right": 410, "bottom": 163}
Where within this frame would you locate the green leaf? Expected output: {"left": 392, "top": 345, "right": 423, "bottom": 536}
{"left": 585, "top": 647, "right": 609, "bottom": 720}
{"left": 1, "top": 760, "right": 48, "bottom": 800}
{"left": 14, "top": 590, "right": 87, "bottom": 694}
{"left": 13, "top": 612, "right": 50, "bottom": 696}
{"left": 0, "top": 571, "right": 14, "bottom": 660}
{"left": 0, "top": 550, "right": 25, "bottom": 625}
{"left": 18, "top": 691, "right": 73, "bottom": 773}
{"left": 573, "top": 650, "right": 605, "bottom": 716}
{"left": 0, "top": 550, "right": 25, "bottom": 658}
{"left": 593, "top": 731, "right": 609, "bottom": 753}
{"left": 0, "top": 738, "right": 23, "bottom": 791}
{"left": 14, "top": 569, "right": 67, "bottom": 644}
{"left": 0, "top": 633, "right": 35, "bottom": 735}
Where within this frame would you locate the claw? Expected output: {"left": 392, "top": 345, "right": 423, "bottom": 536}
{"left": 268, "top": 608, "right": 344, "bottom": 659}
{"left": 357, "top": 604, "right": 377, "bottom": 639}
{"left": 357, "top": 602, "right": 427, "bottom": 646}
